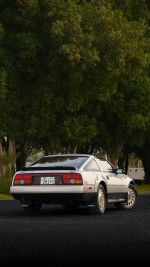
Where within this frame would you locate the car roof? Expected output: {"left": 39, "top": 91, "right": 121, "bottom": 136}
{"left": 43, "top": 154, "right": 93, "bottom": 157}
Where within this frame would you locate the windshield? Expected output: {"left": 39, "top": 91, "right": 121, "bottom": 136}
{"left": 31, "top": 155, "right": 89, "bottom": 169}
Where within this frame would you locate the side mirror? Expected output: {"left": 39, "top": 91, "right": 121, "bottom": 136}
{"left": 115, "top": 168, "right": 123, "bottom": 174}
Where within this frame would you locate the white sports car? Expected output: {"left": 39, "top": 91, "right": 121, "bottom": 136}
{"left": 10, "top": 154, "right": 138, "bottom": 214}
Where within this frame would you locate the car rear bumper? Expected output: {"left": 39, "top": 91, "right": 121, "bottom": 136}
{"left": 10, "top": 185, "right": 96, "bottom": 204}
{"left": 10, "top": 185, "right": 85, "bottom": 194}
{"left": 11, "top": 192, "right": 96, "bottom": 204}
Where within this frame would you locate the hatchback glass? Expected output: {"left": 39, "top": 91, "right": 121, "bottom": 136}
{"left": 31, "top": 156, "right": 89, "bottom": 169}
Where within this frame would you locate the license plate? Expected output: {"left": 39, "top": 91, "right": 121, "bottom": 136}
{"left": 40, "top": 177, "right": 55, "bottom": 185}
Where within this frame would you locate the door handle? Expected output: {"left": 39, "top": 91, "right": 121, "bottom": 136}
{"left": 106, "top": 175, "right": 109, "bottom": 179}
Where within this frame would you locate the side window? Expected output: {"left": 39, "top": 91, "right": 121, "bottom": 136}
{"left": 96, "top": 158, "right": 113, "bottom": 172}
{"left": 84, "top": 159, "right": 100, "bottom": 171}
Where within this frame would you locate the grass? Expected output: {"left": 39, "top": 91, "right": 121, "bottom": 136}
{"left": 136, "top": 183, "right": 150, "bottom": 193}
{"left": 0, "top": 193, "right": 13, "bottom": 199}
{"left": 0, "top": 176, "right": 13, "bottom": 199}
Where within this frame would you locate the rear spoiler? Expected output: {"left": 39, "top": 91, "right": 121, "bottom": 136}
{"left": 21, "top": 166, "right": 76, "bottom": 171}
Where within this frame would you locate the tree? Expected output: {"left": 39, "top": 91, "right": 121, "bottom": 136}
{"left": 0, "top": 22, "right": 8, "bottom": 177}
{"left": 0, "top": 0, "right": 150, "bottom": 183}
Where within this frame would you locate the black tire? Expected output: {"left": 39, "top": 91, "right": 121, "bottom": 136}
{"left": 89, "top": 184, "right": 106, "bottom": 215}
{"left": 22, "top": 202, "right": 42, "bottom": 214}
{"left": 114, "top": 184, "right": 138, "bottom": 210}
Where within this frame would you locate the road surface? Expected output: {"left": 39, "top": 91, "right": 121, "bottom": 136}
{"left": 0, "top": 195, "right": 150, "bottom": 266}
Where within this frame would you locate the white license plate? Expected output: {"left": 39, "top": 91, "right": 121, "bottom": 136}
{"left": 40, "top": 177, "right": 55, "bottom": 185}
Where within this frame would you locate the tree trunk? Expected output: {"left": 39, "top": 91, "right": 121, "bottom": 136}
{"left": 141, "top": 157, "right": 150, "bottom": 183}
{"left": 73, "top": 145, "right": 78, "bottom": 154}
{"left": 16, "top": 146, "right": 28, "bottom": 171}
{"left": 6, "top": 138, "right": 15, "bottom": 176}
{"left": 42, "top": 135, "right": 57, "bottom": 155}
{"left": 134, "top": 143, "right": 150, "bottom": 183}
{"left": 89, "top": 144, "right": 95, "bottom": 154}
{"left": 124, "top": 154, "right": 129, "bottom": 175}
{"left": 118, "top": 145, "right": 129, "bottom": 173}
{"left": 0, "top": 142, "right": 3, "bottom": 177}
{"left": 67, "top": 145, "right": 71, "bottom": 154}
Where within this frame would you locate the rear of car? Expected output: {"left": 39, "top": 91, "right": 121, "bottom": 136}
{"left": 10, "top": 154, "right": 138, "bottom": 214}
{"left": 10, "top": 155, "right": 97, "bottom": 212}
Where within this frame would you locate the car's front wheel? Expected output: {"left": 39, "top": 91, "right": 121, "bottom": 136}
{"left": 89, "top": 184, "right": 106, "bottom": 215}
{"left": 114, "top": 184, "right": 138, "bottom": 210}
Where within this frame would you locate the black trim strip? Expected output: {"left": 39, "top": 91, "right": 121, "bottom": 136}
{"left": 11, "top": 193, "right": 96, "bottom": 204}
{"left": 107, "top": 192, "right": 128, "bottom": 200}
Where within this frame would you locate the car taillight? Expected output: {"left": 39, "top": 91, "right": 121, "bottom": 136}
{"left": 13, "top": 174, "right": 33, "bottom": 185}
{"left": 62, "top": 173, "right": 83, "bottom": 185}
{"left": 13, "top": 173, "right": 83, "bottom": 186}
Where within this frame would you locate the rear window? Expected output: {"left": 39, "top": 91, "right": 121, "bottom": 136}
{"left": 31, "top": 156, "right": 88, "bottom": 169}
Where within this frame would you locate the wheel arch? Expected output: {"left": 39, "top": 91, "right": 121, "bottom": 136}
{"left": 99, "top": 181, "right": 107, "bottom": 195}
{"left": 129, "top": 180, "right": 136, "bottom": 186}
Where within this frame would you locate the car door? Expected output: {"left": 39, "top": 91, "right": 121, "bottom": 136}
{"left": 95, "top": 158, "right": 124, "bottom": 195}
{"left": 81, "top": 158, "right": 101, "bottom": 193}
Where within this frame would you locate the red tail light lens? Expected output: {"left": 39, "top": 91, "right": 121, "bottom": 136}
{"left": 13, "top": 174, "right": 33, "bottom": 185}
{"left": 13, "top": 173, "right": 83, "bottom": 185}
{"left": 62, "top": 173, "right": 83, "bottom": 185}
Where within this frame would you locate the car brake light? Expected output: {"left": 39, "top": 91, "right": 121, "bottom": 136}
{"left": 13, "top": 173, "right": 83, "bottom": 185}
{"left": 62, "top": 173, "right": 83, "bottom": 185}
{"left": 13, "top": 174, "right": 33, "bottom": 185}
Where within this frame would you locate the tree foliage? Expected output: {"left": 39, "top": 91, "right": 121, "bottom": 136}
{"left": 0, "top": 0, "right": 150, "bottom": 181}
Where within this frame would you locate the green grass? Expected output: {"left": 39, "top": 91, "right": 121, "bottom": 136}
{"left": 0, "top": 176, "right": 12, "bottom": 195}
{"left": 0, "top": 193, "right": 13, "bottom": 199}
{"left": 136, "top": 183, "right": 150, "bottom": 193}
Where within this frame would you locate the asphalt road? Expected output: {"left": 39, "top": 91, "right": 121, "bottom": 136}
{"left": 0, "top": 195, "right": 150, "bottom": 266}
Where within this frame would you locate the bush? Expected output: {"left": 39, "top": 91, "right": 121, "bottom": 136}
{"left": 0, "top": 176, "right": 12, "bottom": 195}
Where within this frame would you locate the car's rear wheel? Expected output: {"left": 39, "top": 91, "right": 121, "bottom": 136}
{"left": 89, "top": 184, "right": 106, "bottom": 215}
{"left": 21, "top": 201, "right": 42, "bottom": 214}
{"left": 114, "top": 184, "right": 138, "bottom": 210}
